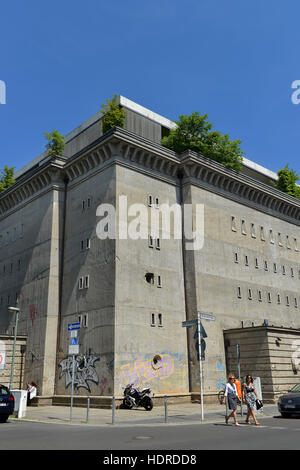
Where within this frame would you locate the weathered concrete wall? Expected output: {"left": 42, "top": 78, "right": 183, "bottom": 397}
{"left": 182, "top": 182, "right": 300, "bottom": 399}
{"left": 0, "top": 335, "right": 27, "bottom": 389}
{"left": 0, "top": 182, "right": 64, "bottom": 395}
{"left": 224, "top": 327, "right": 300, "bottom": 402}
{"left": 56, "top": 165, "right": 116, "bottom": 396}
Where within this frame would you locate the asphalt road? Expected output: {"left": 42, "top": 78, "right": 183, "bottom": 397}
{"left": 1, "top": 415, "right": 300, "bottom": 451}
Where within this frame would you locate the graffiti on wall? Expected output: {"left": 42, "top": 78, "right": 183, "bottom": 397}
{"left": 59, "top": 355, "right": 100, "bottom": 392}
{"left": 216, "top": 362, "right": 227, "bottom": 390}
{"left": 120, "top": 354, "right": 175, "bottom": 387}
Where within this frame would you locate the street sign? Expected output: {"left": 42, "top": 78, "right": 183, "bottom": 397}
{"left": 197, "top": 312, "right": 216, "bottom": 321}
{"left": 71, "top": 338, "right": 78, "bottom": 346}
{"left": 68, "top": 344, "right": 79, "bottom": 355}
{"left": 68, "top": 322, "right": 81, "bottom": 331}
{"left": 182, "top": 320, "right": 198, "bottom": 328}
{"left": 70, "top": 330, "right": 78, "bottom": 338}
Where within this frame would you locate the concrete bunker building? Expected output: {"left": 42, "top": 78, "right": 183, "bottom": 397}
{"left": 0, "top": 96, "right": 300, "bottom": 404}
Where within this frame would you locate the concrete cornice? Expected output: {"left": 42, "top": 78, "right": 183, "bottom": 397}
{"left": 1, "top": 128, "right": 300, "bottom": 226}
{"left": 0, "top": 156, "right": 67, "bottom": 217}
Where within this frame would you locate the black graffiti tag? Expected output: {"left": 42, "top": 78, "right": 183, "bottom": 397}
{"left": 59, "top": 355, "right": 100, "bottom": 392}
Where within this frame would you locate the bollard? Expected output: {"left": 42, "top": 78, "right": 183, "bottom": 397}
{"left": 164, "top": 395, "right": 168, "bottom": 423}
{"left": 86, "top": 397, "right": 90, "bottom": 424}
{"left": 112, "top": 396, "right": 115, "bottom": 425}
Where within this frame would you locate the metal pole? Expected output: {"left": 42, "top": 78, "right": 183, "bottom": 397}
{"left": 9, "top": 309, "right": 19, "bottom": 391}
{"left": 164, "top": 395, "right": 168, "bottom": 423}
{"left": 70, "top": 355, "right": 75, "bottom": 422}
{"left": 112, "top": 396, "right": 115, "bottom": 425}
{"left": 86, "top": 396, "right": 90, "bottom": 423}
{"left": 197, "top": 312, "right": 204, "bottom": 421}
{"left": 237, "top": 344, "right": 243, "bottom": 417}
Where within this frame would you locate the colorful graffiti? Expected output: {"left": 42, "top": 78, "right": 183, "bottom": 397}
{"left": 59, "top": 355, "right": 100, "bottom": 392}
{"left": 120, "top": 354, "right": 175, "bottom": 387}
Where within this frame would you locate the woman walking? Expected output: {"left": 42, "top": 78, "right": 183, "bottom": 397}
{"left": 222, "top": 374, "right": 241, "bottom": 426}
{"left": 242, "top": 375, "right": 260, "bottom": 425}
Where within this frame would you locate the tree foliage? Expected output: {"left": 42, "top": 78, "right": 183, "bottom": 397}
{"left": 0, "top": 165, "right": 15, "bottom": 193}
{"left": 44, "top": 130, "right": 65, "bottom": 158}
{"left": 161, "top": 112, "right": 244, "bottom": 172}
{"left": 273, "top": 164, "right": 300, "bottom": 199}
{"left": 100, "top": 94, "right": 126, "bottom": 133}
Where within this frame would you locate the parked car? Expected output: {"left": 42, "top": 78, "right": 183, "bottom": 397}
{"left": 277, "top": 383, "right": 300, "bottom": 417}
{"left": 0, "top": 385, "right": 15, "bottom": 422}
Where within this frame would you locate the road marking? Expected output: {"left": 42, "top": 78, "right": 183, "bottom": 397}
{"left": 268, "top": 427, "right": 287, "bottom": 430}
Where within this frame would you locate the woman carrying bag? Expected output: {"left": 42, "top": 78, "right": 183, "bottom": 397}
{"left": 242, "top": 375, "right": 260, "bottom": 425}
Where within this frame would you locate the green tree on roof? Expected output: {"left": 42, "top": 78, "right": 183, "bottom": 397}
{"left": 161, "top": 112, "right": 244, "bottom": 172}
{"left": 44, "top": 130, "right": 65, "bottom": 158}
{"left": 100, "top": 94, "right": 126, "bottom": 133}
{"left": 0, "top": 165, "right": 15, "bottom": 193}
{"left": 273, "top": 164, "right": 300, "bottom": 199}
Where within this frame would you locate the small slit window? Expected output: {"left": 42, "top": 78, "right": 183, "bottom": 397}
{"left": 251, "top": 223, "right": 256, "bottom": 238}
{"left": 149, "top": 235, "right": 154, "bottom": 248}
{"left": 231, "top": 216, "right": 237, "bottom": 232}
{"left": 151, "top": 313, "right": 155, "bottom": 327}
{"left": 269, "top": 230, "right": 274, "bottom": 244}
{"left": 158, "top": 313, "right": 163, "bottom": 327}
{"left": 260, "top": 226, "right": 265, "bottom": 241}
{"left": 241, "top": 219, "right": 247, "bottom": 235}
{"left": 258, "top": 290, "right": 262, "bottom": 302}
{"left": 248, "top": 289, "right": 252, "bottom": 300}
{"left": 237, "top": 287, "right": 242, "bottom": 299}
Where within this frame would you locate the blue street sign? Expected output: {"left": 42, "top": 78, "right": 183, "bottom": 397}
{"left": 68, "top": 322, "right": 81, "bottom": 331}
{"left": 71, "top": 338, "right": 78, "bottom": 345}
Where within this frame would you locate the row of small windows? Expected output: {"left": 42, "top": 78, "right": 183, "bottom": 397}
{"left": 150, "top": 313, "right": 163, "bottom": 327}
{"left": 0, "top": 293, "right": 19, "bottom": 307}
{"left": 148, "top": 196, "right": 160, "bottom": 208}
{"left": 80, "top": 238, "right": 91, "bottom": 251}
{"left": 148, "top": 236, "right": 160, "bottom": 250}
{"left": 145, "top": 272, "right": 162, "bottom": 288}
{"left": 237, "top": 286, "right": 298, "bottom": 307}
{"left": 234, "top": 253, "right": 300, "bottom": 278}
{"left": 231, "top": 216, "right": 299, "bottom": 251}
{"left": 0, "top": 224, "right": 24, "bottom": 248}
{"left": 78, "top": 276, "right": 90, "bottom": 290}
{"left": 1, "top": 260, "right": 22, "bottom": 275}
{"left": 82, "top": 198, "right": 92, "bottom": 211}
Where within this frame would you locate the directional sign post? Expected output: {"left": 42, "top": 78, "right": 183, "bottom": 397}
{"left": 182, "top": 312, "right": 216, "bottom": 421}
{"left": 68, "top": 323, "right": 81, "bottom": 422}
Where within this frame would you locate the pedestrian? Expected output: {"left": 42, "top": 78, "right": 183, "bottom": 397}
{"left": 242, "top": 375, "right": 260, "bottom": 425}
{"left": 27, "top": 381, "right": 37, "bottom": 406}
{"left": 222, "top": 374, "right": 241, "bottom": 426}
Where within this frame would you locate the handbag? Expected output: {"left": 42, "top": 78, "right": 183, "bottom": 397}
{"left": 256, "top": 399, "right": 263, "bottom": 410}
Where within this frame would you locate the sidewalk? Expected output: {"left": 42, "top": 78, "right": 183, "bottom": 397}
{"left": 10, "top": 402, "right": 279, "bottom": 427}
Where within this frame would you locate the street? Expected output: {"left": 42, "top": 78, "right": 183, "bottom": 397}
{"left": 0, "top": 415, "right": 300, "bottom": 451}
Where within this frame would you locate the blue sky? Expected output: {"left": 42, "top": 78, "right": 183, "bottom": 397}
{"left": 1, "top": 0, "right": 300, "bottom": 175}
